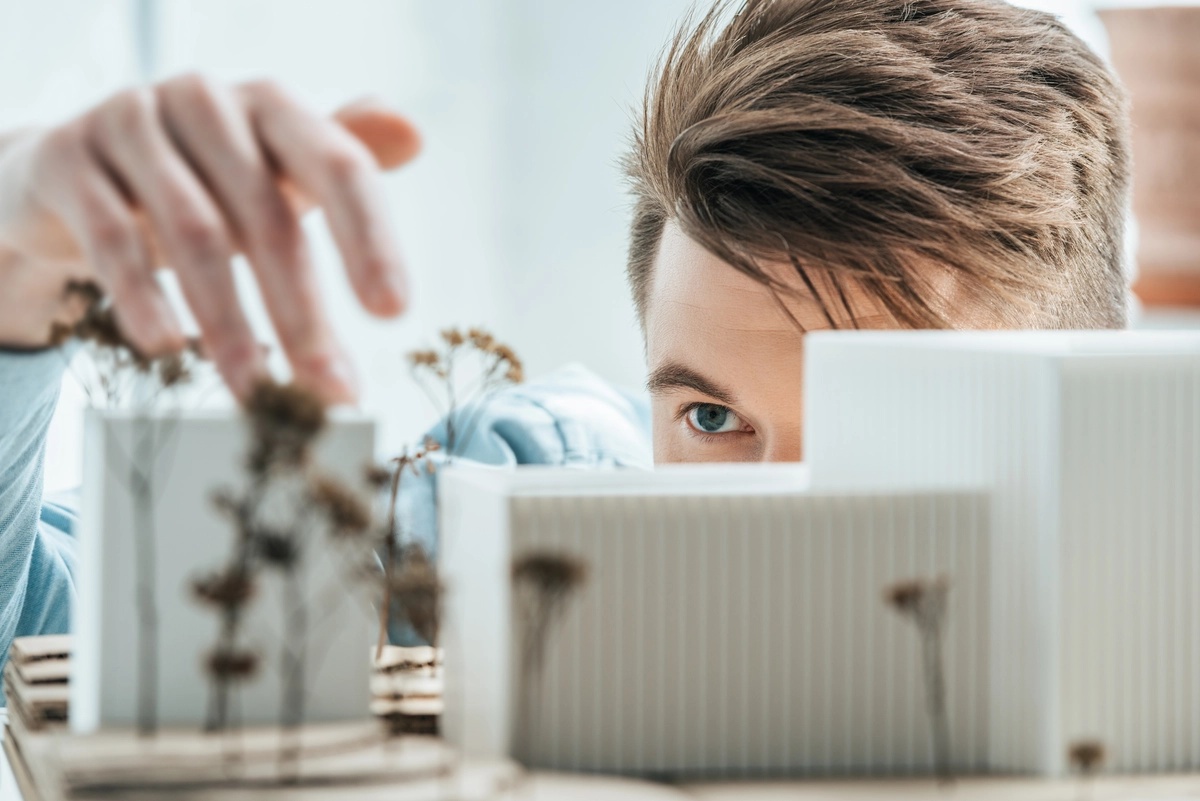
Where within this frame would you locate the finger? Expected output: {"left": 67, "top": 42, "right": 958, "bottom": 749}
{"left": 155, "top": 74, "right": 356, "bottom": 404}
{"left": 333, "top": 98, "right": 422, "bottom": 170}
{"left": 32, "top": 124, "right": 182, "bottom": 355}
{"left": 85, "top": 87, "right": 264, "bottom": 399}
{"left": 257, "top": 101, "right": 420, "bottom": 229}
{"left": 241, "top": 80, "right": 409, "bottom": 318}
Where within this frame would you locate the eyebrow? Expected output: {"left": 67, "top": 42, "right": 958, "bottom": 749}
{"left": 646, "top": 361, "right": 738, "bottom": 406}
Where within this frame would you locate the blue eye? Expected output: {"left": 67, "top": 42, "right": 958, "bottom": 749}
{"left": 687, "top": 403, "right": 743, "bottom": 434}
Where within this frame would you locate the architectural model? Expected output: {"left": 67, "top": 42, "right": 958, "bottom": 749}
{"left": 441, "top": 331, "right": 1200, "bottom": 779}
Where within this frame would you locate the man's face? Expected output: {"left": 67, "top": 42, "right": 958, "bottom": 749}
{"left": 644, "top": 221, "right": 900, "bottom": 464}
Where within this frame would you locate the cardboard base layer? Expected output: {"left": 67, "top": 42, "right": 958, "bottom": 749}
{"left": 8, "top": 730, "right": 1200, "bottom": 801}
{"left": 8, "top": 638, "right": 70, "bottom": 668}
{"left": 3, "top": 670, "right": 67, "bottom": 735}
{"left": 9, "top": 722, "right": 520, "bottom": 801}
{"left": 5, "top": 636, "right": 71, "bottom": 737}
{"left": 1, "top": 636, "right": 461, "bottom": 798}
{"left": 3, "top": 636, "right": 444, "bottom": 739}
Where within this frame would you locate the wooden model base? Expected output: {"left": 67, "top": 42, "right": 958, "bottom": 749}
{"left": 5, "top": 722, "right": 519, "bottom": 801}
{"left": 6, "top": 636, "right": 1200, "bottom": 799}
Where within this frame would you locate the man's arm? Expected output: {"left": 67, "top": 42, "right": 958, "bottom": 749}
{"left": 0, "top": 347, "right": 74, "bottom": 667}
{"left": 0, "top": 77, "right": 422, "bottom": 674}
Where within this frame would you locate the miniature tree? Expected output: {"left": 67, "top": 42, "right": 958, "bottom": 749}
{"left": 372, "top": 327, "right": 524, "bottom": 655}
{"left": 372, "top": 439, "right": 439, "bottom": 659}
{"left": 407, "top": 327, "right": 524, "bottom": 459}
{"left": 1068, "top": 739, "right": 1106, "bottom": 801}
{"left": 885, "top": 576, "right": 952, "bottom": 783}
{"left": 50, "top": 280, "right": 208, "bottom": 737}
{"left": 388, "top": 542, "right": 443, "bottom": 653}
{"left": 198, "top": 379, "right": 376, "bottom": 777}
{"left": 511, "top": 552, "right": 587, "bottom": 763}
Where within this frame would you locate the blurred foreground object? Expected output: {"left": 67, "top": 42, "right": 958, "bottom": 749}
{"left": 1101, "top": 6, "right": 1200, "bottom": 307}
{"left": 1, "top": 638, "right": 469, "bottom": 800}
{"left": 4, "top": 636, "right": 70, "bottom": 739}
{"left": 371, "top": 645, "right": 443, "bottom": 736}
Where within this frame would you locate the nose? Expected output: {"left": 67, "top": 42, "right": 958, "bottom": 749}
{"left": 761, "top": 430, "right": 802, "bottom": 463}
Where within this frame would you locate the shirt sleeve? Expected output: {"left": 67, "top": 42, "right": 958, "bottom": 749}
{"left": 388, "top": 363, "right": 652, "bottom": 644}
{"left": 0, "top": 347, "right": 77, "bottom": 681}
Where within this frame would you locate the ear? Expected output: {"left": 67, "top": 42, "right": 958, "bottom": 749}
{"left": 333, "top": 98, "right": 422, "bottom": 170}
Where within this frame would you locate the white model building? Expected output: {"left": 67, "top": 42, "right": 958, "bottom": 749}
{"left": 805, "top": 331, "right": 1200, "bottom": 775}
{"left": 441, "top": 467, "right": 991, "bottom": 776}
{"left": 441, "top": 331, "right": 1200, "bottom": 779}
{"left": 73, "top": 410, "right": 376, "bottom": 732}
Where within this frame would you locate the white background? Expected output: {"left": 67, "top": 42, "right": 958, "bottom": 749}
{"left": 0, "top": 0, "right": 1183, "bottom": 490}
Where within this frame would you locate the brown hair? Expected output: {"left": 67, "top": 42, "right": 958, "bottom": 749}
{"left": 625, "top": 0, "right": 1130, "bottom": 330}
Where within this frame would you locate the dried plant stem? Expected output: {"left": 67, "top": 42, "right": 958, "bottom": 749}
{"left": 886, "top": 578, "right": 952, "bottom": 784}
{"left": 208, "top": 603, "right": 244, "bottom": 732}
{"left": 104, "top": 410, "right": 180, "bottom": 738}
{"left": 511, "top": 554, "right": 586, "bottom": 767}
{"left": 1068, "top": 740, "right": 1106, "bottom": 801}
{"left": 130, "top": 416, "right": 159, "bottom": 738}
{"left": 205, "top": 481, "right": 264, "bottom": 734}
{"left": 444, "top": 348, "right": 459, "bottom": 457}
{"left": 514, "top": 599, "right": 575, "bottom": 766}
{"left": 448, "top": 354, "right": 510, "bottom": 458}
{"left": 921, "top": 619, "right": 951, "bottom": 783}
{"left": 279, "top": 564, "right": 306, "bottom": 781}
{"left": 377, "top": 466, "right": 404, "bottom": 660}
{"left": 516, "top": 612, "right": 555, "bottom": 762}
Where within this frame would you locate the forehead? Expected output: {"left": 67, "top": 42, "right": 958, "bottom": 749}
{"left": 643, "top": 221, "right": 889, "bottom": 351}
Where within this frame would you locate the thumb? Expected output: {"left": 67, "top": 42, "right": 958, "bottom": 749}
{"left": 333, "top": 98, "right": 422, "bottom": 170}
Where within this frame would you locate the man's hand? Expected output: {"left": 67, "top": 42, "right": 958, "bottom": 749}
{"left": 0, "top": 75, "right": 421, "bottom": 403}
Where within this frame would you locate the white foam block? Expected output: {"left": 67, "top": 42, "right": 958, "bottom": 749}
{"left": 804, "top": 330, "right": 1200, "bottom": 775}
{"left": 72, "top": 409, "right": 375, "bottom": 732}
{"left": 440, "top": 464, "right": 990, "bottom": 778}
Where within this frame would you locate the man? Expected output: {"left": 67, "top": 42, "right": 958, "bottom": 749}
{"left": 0, "top": 0, "right": 1129, "bottom": 649}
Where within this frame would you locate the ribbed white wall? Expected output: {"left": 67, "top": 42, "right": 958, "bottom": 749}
{"left": 804, "top": 331, "right": 1200, "bottom": 775}
{"left": 1057, "top": 357, "right": 1200, "bottom": 771}
{"left": 441, "top": 470, "right": 990, "bottom": 779}
{"left": 805, "top": 335, "right": 1061, "bottom": 773}
{"left": 513, "top": 491, "right": 991, "bottom": 778}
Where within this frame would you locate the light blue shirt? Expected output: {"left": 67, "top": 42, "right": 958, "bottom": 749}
{"left": 0, "top": 349, "right": 651, "bottom": 670}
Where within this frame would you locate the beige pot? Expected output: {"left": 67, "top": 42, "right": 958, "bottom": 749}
{"left": 1100, "top": 5, "right": 1200, "bottom": 307}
